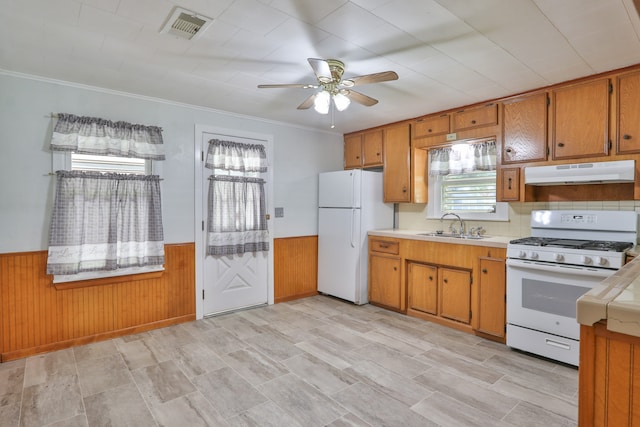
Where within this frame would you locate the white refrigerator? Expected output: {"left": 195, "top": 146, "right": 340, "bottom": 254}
{"left": 317, "top": 169, "right": 394, "bottom": 304}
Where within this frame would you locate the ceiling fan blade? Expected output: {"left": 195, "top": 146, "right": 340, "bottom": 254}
{"left": 297, "top": 94, "right": 317, "bottom": 110}
{"left": 345, "top": 71, "right": 398, "bottom": 86}
{"left": 345, "top": 90, "right": 378, "bottom": 107}
{"left": 308, "top": 58, "right": 332, "bottom": 83}
{"left": 258, "top": 83, "right": 317, "bottom": 89}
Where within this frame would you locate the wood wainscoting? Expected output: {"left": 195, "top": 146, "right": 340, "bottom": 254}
{"left": 0, "top": 243, "right": 195, "bottom": 362}
{"left": 274, "top": 236, "right": 318, "bottom": 303}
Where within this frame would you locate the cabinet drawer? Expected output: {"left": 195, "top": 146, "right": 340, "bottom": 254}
{"left": 370, "top": 239, "right": 399, "bottom": 255}
{"left": 453, "top": 103, "right": 498, "bottom": 132}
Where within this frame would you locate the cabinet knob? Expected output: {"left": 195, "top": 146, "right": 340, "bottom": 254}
{"left": 471, "top": 120, "right": 476, "bottom": 125}
{"left": 482, "top": 268, "right": 488, "bottom": 273}
{"left": 557, "top": 142, "right": 565, "bottom": 147}
{"left": 402, "top": 186, "right": 407, "bottom": 193}
{"left": 443, "top": 278, "right": 448, "bottom": 283}
{"left": 623, "top": 134, "right": 632, "bottom": 140}
{"left": 505, "top": 148, "right": 512, "bottom": 153}
{"left": 508, "top": 177, "right": 512, "bottom": 190}
{"left": 428, "top": 128, "right": 433, "bottom": 133}
{"left": 393, "top": 266, "right": 397, "bottom": 271}
{"left": 428, "top": 276, "right": 433, "bottom": 281}
{"left": 376, "top": 152, "right": 381, "bottom": 156}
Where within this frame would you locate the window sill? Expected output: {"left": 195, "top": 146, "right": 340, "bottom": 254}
{"left": 53, "top": 270, "right": 164, "bottom": 290}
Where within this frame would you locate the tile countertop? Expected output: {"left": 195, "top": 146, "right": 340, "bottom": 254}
{"left": 577, "top": 248, "right": 640, "bottom": 338}
{"left": 368, "top": 229, "right": 512, "bottom": 249}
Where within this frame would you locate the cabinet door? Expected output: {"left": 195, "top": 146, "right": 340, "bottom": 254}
{"left": 369, "top": 254, "right": 402, "bottom": 310}
{"left": 413, "top": 114, "right": 450, "bottom": 138}
{"left": 452, "top": 103, "right": 498, "bottom": 132}
{"left": 408, "top": 263, "right": 438, "bottom": 315}
{"left": 439, "top": 268, "right": 471, "bottom": 324}
{"left": 344, "top": 134, "right": 362, "bottom": 169}
{"left": 498, "top": 167, "right": 520, "bottom": 202}
{"left": 502, "top": 92, "right": 548, "bottom": 163}
{"left": 383, "top": 123, "right": 411, "bottom": 203}
{"left": 617, "top": 71, "right": 640, "bottom": 154}
{"left": 552, "top": 78, "right": 610, "bottom": 160}
{"left": 476, "top": 258, "right": 506, "bottom": 338}
{"left": 362, "top": 130, "right": 384, "bottom": 167}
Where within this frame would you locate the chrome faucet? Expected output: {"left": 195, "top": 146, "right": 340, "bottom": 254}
{"left": 440, "top": 212, "right": 465, "bottom": 236}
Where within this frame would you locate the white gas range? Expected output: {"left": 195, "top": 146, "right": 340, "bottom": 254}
{"left": 506, "top": 210, "right": 638, "bottom": 366}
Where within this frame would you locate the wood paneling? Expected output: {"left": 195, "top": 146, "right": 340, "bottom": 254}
{"left": 579, "top": 322, "right": 640, "bottom": 426}
{"left": 274, "top": 236, "right": 318, "bottom": 303}
{"left": 0, "top": 243, "right": 195, "bottom": 362}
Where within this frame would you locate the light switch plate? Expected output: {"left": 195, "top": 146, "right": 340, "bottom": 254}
{"left": 446, "top": 133, "right": 457, "bottom": 141}
{"left": 275, "top": 207, "right": 284, "bottom": 218}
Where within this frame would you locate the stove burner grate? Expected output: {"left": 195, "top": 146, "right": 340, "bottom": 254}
{"left": 509, "top": 237, "right": 633, "bottom": 252}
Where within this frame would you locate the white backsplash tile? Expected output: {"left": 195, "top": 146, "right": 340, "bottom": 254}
{"left": 397, "top": 200, "right": 640, "bottom": 238}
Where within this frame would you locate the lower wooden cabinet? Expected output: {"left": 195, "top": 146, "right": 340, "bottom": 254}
{"left": 408, "top": 262, "right": 472, "bottom": 325}
{"left": 579, "top": 322, "right": 640, "bottom": 426}
{"left": 407, "top": 263, "right": 438, "bottom": 315}
{"left": 476, "top": 257, "right": 506, "bottom": 338}
{"left": 368, "top": 238, "right": 404, "bottom": 312}
{"left": 370, "top": 236, "right": 506, "bottom": 342}
{"left": 440, "top": 267, "right": 472, "bottom": 324}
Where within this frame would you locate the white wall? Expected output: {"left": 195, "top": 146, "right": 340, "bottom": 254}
{"left": 0, "top": 72, "right": 343, "bottom": 253}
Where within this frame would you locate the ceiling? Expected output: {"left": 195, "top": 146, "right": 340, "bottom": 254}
{"left": 1, "top": 0, "right": 640, "bottom": 134}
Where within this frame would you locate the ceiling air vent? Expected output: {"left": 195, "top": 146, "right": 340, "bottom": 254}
{"left": 160, "top": 7, "right": 212, "bottom": 40}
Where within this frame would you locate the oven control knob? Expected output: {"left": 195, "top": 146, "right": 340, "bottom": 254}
{"left": 529, "top": 252, "right": 539, "bottom": 260}
{"left": 518, "top": 250, "right": 527, "bottom": 258}
{"left": 581, "top": 255, "right": 592, "bottom": 265}
{"left": 553, "top": 253, "right": 564, "bottom": 262}
{"left": 595, "top": 256, "right": 607, "bottom": 266}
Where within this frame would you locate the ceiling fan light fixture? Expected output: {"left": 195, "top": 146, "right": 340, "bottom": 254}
{"left": 333, "top": 92, "right": 350, "bottom": 111}
{"left": 314, "top": 90, "right": 330, "bottom": 114}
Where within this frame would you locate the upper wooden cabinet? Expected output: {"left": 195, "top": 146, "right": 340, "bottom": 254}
{"left": 362, "top": 130, "right": 384, "bottom": 167}
{"left": 344, "top": 134, "right": 363, "bottom": 169}
{"left": 383, "top": 123, "right": 411, "bottom": 203}
{"left": 551, "top": 78, "right": 611, "bottom": 160}
{"left": 502, "top": 92, "right": 548, "bottom": 164}
{"left": 413, "top": 114, "right": 450, "bottom": 139}
{"left": 344, "top": 129, "right": 383, "bottom": 169}
{"left": 452, "top": 103, "right": 498, "bottom": 132}
{"left": 617, "top": 71, "right": 640, "bottom": 154}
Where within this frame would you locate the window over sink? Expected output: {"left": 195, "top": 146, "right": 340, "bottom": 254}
{"left": 426, "top": 139, "right": 508, "bottom": 221}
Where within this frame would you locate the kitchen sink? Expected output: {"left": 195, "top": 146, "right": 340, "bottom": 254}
{"left": 418, "top": 232, "right": 485, "bottom": 240}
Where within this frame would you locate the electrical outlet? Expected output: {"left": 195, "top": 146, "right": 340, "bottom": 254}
{"left": 275, "top": 207, "right": 284, "bottom": 218}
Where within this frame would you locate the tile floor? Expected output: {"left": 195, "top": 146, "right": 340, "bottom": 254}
{"left": 0, "top": 295, "right": 578, "bottom": 426}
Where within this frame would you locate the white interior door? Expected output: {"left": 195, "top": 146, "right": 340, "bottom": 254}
{"left": 195, "top": 127, "right": 273, "bottom": 317}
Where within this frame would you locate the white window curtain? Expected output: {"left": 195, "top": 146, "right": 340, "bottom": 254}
{"left": 429, "top": 140, "right": 496, "bottom": 176}
{"left": 205, "top": 139, "right": 269, "bottom": 255}
{"left": 207, "top": 175, "right": 269, "bottom": 255}
{"left": 205, "top": 139, "right": 267, "bottom": 172}
{"left": 50, "top": 113, "right": 165, "bottom": 160}
{"left": 46, "top": 171, "right": 165, "bottom": 275}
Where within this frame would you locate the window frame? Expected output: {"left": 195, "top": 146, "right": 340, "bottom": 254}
{"left": 50, "top": 152, "right": 165, "bottom": 284}
{"left": 425, "top": 141, "right": 508, "bottom": 221}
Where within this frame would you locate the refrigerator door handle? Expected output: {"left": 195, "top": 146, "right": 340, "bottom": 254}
{"left": 350, "top": 209, "right": 356, "bottom": 248}
{"left": 351, "top": 172, "right": 356, "bottom": 208}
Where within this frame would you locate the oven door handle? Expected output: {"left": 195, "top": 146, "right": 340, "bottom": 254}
{"left": 506, "top": 258, "right": 614, "bottom": 279}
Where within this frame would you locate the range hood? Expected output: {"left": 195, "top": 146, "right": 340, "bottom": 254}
{"left": 524, "top": 160, "right": 635, "bottom": 186}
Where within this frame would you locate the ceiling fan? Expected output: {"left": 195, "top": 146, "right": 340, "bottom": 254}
{"left": 258, "top": 58, "right": 398, "bottom": 115}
